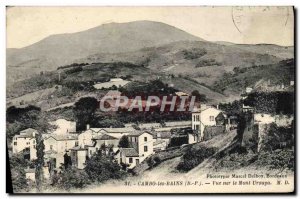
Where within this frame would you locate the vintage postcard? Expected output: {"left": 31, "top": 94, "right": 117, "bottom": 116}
{"left": 6, "top": 6, "right": 295, "bottom": 194}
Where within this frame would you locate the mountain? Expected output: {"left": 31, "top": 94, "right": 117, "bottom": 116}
{"left": 7, "top": 21, "right": 202, "bottom": 83}
{"left": 79, "top": 40, "right": 287, "bottom": 86}
{"left": 6, "top": 20, "right": 294, "bottom": 104}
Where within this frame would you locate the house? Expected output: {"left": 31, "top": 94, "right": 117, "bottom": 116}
{"left": 115, "top": 148, "right": 140, "bottom": 169}
{"left": 128, "top": 131, "right": 154, "bottom": 160}
{"left": 153, "top": 140, "right": 168, "bottom": 152}
{"left": 191, "top": 107, "right": 201, "bottom": 143}
{"left": 151, "top": 131, "right": 172, "bottom": 151}
{"left": 191, "top": 106, "right": 226, "bottom": 142}
{"left": 70, "top": 146, "right": 88, "bottom": 169}
{"left": 78, "top": 128, "right": 102, "bottom": 147}
{"left": 93, "top": 78, "right": 130, "bottom": 90}
{"left": 87, "top": 134, "right": 119, "bottom": 157}
{"left": 12, "top": 128, "right": 38, "bottom": 160}
{"left": 175, "top": 91, "right": 189, "bottom": 97}
{"left": 43, "top": 134, "right": 78, "bottom": 168}
{"left": 115, "top": 131, "right": 154, "bottom": 169}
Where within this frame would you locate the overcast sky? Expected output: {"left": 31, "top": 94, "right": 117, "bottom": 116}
{"left": 6, "top": 6, "right": 294, "bottom": 48}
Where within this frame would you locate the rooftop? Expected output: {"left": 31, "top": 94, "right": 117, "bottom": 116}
{"left": 118, "top": 148, "right": 139, "bottom": 157}
{"left": 16, "top": 128, "right": 38, "bottom": 138}
{"left": 45, "top": 134, "right": 78, "bottom": 141}
{"left": 127, "top": 131, "right": 152, "bottom": 137}
{"left": 92, "top": 134, "right": 118, "bottom": 140}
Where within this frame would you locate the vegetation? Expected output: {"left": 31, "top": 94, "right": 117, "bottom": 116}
{"left": 244, "top": 91, "right": 294, "bottom": 115}
{"left": 177, "top": 146, "right": 217, "bottom": 172}
{"left": 73, "top": 97, "right": 98, "bottom": 130}
{"left": 118, "top": 135, "right": 130, "bottom": 148}
{"left": 182, "top": 48, "right": 207, "bottom": 60}
{"left": 213, "top": 59, "right": 294, "bottom": 93}
{"left": 84, "top": 147, "right": 127, "bottom": 183}
{"left": 57, "top": 167, "right": 91, "bottom": 190}
{"left": 214, "top": 120, "right": 294, "bottom": 172}
{"left": 195, "top": 59, "right": 221, "bottom": 67}
{"left": 9, "top": 154, "right": 30, "bottom": 192}
{"left": 218, "top": 100, "right": 242, "bottom": 116}
{"left": 191, "top": 90, "right": 207, "bottom": 102}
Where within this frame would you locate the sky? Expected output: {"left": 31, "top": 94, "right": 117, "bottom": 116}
{"left": 6, "top": 6, "right": 294, "bottom": 48}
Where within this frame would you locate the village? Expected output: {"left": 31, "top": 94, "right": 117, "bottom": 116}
{"left": 10, "top": 76, "right": 294, "bottom": 187}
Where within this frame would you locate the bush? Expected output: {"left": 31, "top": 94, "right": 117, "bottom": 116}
{"left": 153, "top": 156, "right": 161, "bottom": 165}
{"left": 147, "top": 157, "right": 155, "bottom": 168}
{"left": 182, "top": 48, "right": 207, "bottom": 60}
{"left": 58, "top": 167, "right": 90, "bottom": 190}
{"left": 9, "top": 154, "right": 31, "bottom": 192}
{"left": 177, "top": 147, "right": 217, "bottom": 172}
{"left": 195, "top": 59, "right": 221, "bottom": 67}
{"left": 85, "top": 151, "right": 126, "bottom": 183}
{"left": 256, "top": 149, "right": 294, "bottom": 171}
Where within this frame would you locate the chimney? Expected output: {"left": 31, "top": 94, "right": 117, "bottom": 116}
{"left": 86, "top": 124, "right": 90, "bottom": 130}
{"left": 216, "top": 104, "right": 219, "bottom": 109}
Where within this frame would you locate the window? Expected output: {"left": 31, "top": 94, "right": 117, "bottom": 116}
{"left": 197, "top": 115, "right": 200, "bottom": 121}
{"left": 144, "top": 146, "right": 148, "bottom": 152}
{"left": 196, "top": 125, "right": 199, "bottom": 130}
{"left": 14, "top": 142, "right": 17, "bottom": 146}
{"left": 75, "top": 141, "right": 79, "bottom": 147}
{"left": 90, "top": 150, "right": 92, "bottom": 155}
{"left": 144, "top": 137, "right": 147, "bottom": 142}
{"left": 129, "top": 157, "right": 133, "bottom": 163}
{"left": 33, "top": 140, "right": 35, "bottom": 144}
{"left": 209, "top": 116, "right": 214, "bottom": 121}
{"left": 50, "top": 145, "right": 53, "bottom": 150}
{"left": 33, "top": 145, "right": 36, "bottom": 149}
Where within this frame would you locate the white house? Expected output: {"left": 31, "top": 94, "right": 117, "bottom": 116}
{"left": 115, "top": 131, "right": 154, "bottom": 169}
{"left": 43, "top": 134, "right": 78, "bottom": 168}
{"left": 93, "top": 78, "right": 130, "bottom": 90}
{"left": 115, "top": 148, "right": 140, "bottom": 169}
{"left": 87, "top": 134, "right": 119, "bottom": 158}
{"left": 78, "top": 128, "right": 103, "bottom": 147}
{"left": 191, "top": 106, "right": 226, "bottom": 142}
{"left": 191, "top": 107, "right": 201, "bottom": 143}
{"left": 12, "top": 128, "right": 38, "bottom": 160}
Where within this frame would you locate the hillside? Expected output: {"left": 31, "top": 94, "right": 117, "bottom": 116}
{"left": 7, "top": 61, "right": 227, "bottom": 109}
{"left": 7, "top": 21, "right": 202, "bottom": 84}
{"left": 81, "top": 40, "right": 289, "bottom": 87}
{"left": 212, "top": 59, "right": 295, "bottom": 96}
{"left": 6, "top": 20, "right": 294, "bottom": 105}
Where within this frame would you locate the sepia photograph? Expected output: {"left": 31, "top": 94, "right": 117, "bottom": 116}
{"left": 6, "top": 6, "right": 295, "bottom": 194}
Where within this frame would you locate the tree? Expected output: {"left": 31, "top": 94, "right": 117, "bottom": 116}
{"left": 118, "top": 135, "right": 130, "bottom": 148}
{"left": 96, "top": 118, "right": 124, "bottom": 128}
{"left": 191, "top": 90, "right": 207, "bottom": 102}
{"left": 17, "top": 110, "right": 53, "bottom": 192}
{"left": 9, "top": 154, "right": 29, "bottom": 192}
{"left": 57, "top": 167, "right": 90, "bottom": 190}
{"left": 84, "top": 150, "right": 126, "bottom": 183}
{"left": 73, "top": 97, "right": 98, "bottom": 130}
